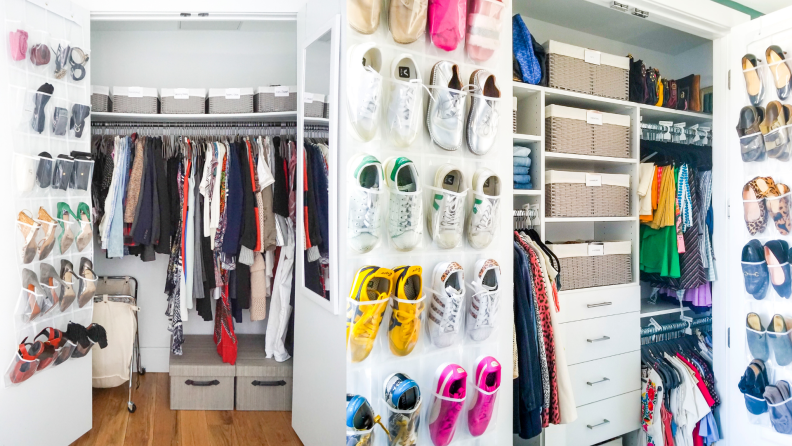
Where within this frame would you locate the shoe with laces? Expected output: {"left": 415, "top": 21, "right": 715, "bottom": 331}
{"left": 348, "top": 153, "right": 384, "bottom": 253}
{"left": 467, "top": 259, "right": 500, "bottom": 341}
{"left": 427, "top": 61, "right": 466, "bottom": 151}
{"left": 427, "top": 262, "right": 465, "bottom": 348}
{"left": 428, "top": 363, "right": 467, "bottom": 446}
{"left": 428, "top": 164, "right": 465, "bottom": 249}
{"left": 467, "top": 356, "right": 501, "bottom": 436}
{"left": 385, "top": 157, "right": 423, "bottom": 251}
{"left": 388, "top": 265, "right": 423, "bottom": 356}
{"left": 467, "top": 168, "right": 501, "bottom": 249}
{"left": 348, "top": 43, "right": 384, "bottom": 142}
{"left": 384, "top": 372, "right": 422, "bottom": 445}
{"left": 466, "top": 70, "right": 500, "bottom": 155}
{"left": 387, "top": 54, "right": 423, "bottom": 147}
{"left": 346, "top": 393, "right": 382, "bottom": 446}
{"left": 346, "top": 266, "right": 394, "bottom": 363}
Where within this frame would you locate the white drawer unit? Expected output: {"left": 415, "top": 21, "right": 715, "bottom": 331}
{"left": 565, "top": 391, "right": 641, "bottom": 446}
{"left": 556, "top": 285, "right": 639, "bottom": 323}
{"left": 567, "top": 351, "right": 641, "bottom": 406}
{"left": 557, "top": 312, "right": 639, "bottom": 365}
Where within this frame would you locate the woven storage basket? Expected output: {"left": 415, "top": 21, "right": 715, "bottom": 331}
{"left": 545, "top": 170, "right": 630, "bottom": 217}
{"left": 255, "top": 86, "right": 297, "bottom": 113}
{"left": 111, "top": 87, "right": 158, "bottom": 114}
{"left": 208, "top": 88, "right": 254, "bottom": 114}
{"left": 545, "top": 40, "right": 630, "bottom": 100}
{"left": 91, "top": 86, "right": 112, "bottom": 112}
{"left": 161, "top": 88, "right": 206, "bottom": 114}
{"left": 545, "top": 105, "right": 630, "bottom": 158}
{"left": 549, "top": 241, "right": 632, "bottom": 290}
{"left": 304, "top": 93, "right": 326, "bottom": 118}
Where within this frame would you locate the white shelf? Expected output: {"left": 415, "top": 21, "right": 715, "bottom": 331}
{"left": 544, "top": 216, "right": 638, "bottom": 223}
{"left": 544, "top": 152, "right": 638, "bottom": 164}
{"left": 514, "top": 190, "right": 541, "bottom": 196}
{"left": 93, "top": 111, "right": 298, "bottom": 123}
{"left": 640, "top": 299, "right": 691, "bottom": 317}
{"left": 305, "top": 117, "right": 329, "bottom": 124}
{"left": 513, "top": 133, "right": 542, "bottom": 142}
{"left": 639, "top": 104, "right": 713, "bottom": 126}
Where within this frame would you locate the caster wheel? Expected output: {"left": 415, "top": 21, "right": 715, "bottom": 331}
{"left": 128, "top": 403, "right": 136, "bottom": 413}
{"left": 140, "top": 368, "right": 146, "bottom": 376}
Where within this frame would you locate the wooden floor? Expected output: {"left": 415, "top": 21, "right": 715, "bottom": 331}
{"left": 71, "top": 373, "right": 304, "bottom": 446}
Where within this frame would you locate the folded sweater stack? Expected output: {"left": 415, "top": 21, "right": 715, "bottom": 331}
{"left": 514, "top": 146, "right": 532, "bottom": 189}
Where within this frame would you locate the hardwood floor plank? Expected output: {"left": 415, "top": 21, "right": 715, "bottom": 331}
{"left": 152, "top": 373, "right": 180, "bottom": 446}
{"left": 179, "top": 410, "right": 209, "bottom": 446}
{"left": 261, "top": 411, "right": 303, "bottom": 446}
{"left": 204, "top": 411, "right": 237, "bottom": 446}
{"left": 91, "top": 384, "right": 131, "bottom": 446}
{"left": 232, "top": 411, "right": 271, "bottom": 446}
{"left": 123, "top": 373, "right": 156, "bottom": 446}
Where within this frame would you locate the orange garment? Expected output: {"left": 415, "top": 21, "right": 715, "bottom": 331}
{"left": 640, "top": 166, "right": 660, "bottom": 223}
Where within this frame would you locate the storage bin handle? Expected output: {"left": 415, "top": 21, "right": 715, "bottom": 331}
{"left": 252, "top": 380, "right": 287, "bottom": 387}
{"left": 586, "top": 336, "right": 611, "bottom": 343}
{"left": 587, "top": 419, "right": 610, "bottom": 429}
{"left": 185, "top": 379, "right": 220, "bottom": 387}
{"left": 586, "top": 302, "right": 612, "bottom": 308}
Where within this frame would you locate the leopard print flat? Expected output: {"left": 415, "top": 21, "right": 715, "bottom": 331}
{"left": 768, "top": 183, "right": 792, "bottom": 235}
{"left": 744, "top": 177, "right": 769, "bottom": 235}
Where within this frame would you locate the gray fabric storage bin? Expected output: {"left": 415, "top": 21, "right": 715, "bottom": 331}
{"left": 161, "top": 88, "right": 206, "bottom": 114}
{"left": 545, "top": 105, "right": 631, "bottom": 158}
{"left": 304, "top": 93, "right": 326, "bottom": 118}
{"left": 545, "top": 170, "right": 631, "bottom": 217}
{"left": 233, "top": 334, "right": 293, "bottom": 411}
{"left": 169, "top": 335, "right": 235, "bottom": 410}
{"left": 548, "top": 241, "right": 633, "bottom": 291}
{"left": 255, "top": 86, "right": 297, "bottom": 112}
{"left": 91, "top": 86, "right": 112, "bottom": 112}
{"left": 545, "top": 40, "right": 630, "bottom": 101}
{"left": 208, "top": 88, "right": 254, "bottom": 114}
{"left": 112, "top": 86, "right": 159, "bottom": 114}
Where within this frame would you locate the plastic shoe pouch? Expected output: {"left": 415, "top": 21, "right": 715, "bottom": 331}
{"left": 67, "top": 47, "right": 89, "bottom": 84}
{"left": 427, "top": 390, "right": 465, "bottom": 445}
{"left": 468, "top": 191, "right": 500, "bottom": 249}
{"left": 4, "top": 351, "right": 39, "bottom": 387}
{"left": 76, "top": 269, "right": 98, "bottom": 308}
{"left": 51, "top": 39, "right": 71, "bottom": 80}
{"left": 69, "top": 338, "right": 95, "bottom": 360}
{"left": 16, "top": 286, "right": 46, "bottom": 324}
{"left": 53, "top": 339, "right": 76, "bottom": 366}
{"left": 70, "top": 158, "right": 94, "bottom": 191}
{"left": 27, "top": 30, "right": 51, "bottom": 73}
{"left": 346, "top": 426, "right": 374, "bottom": 446}
{"left": 14, "top": 153, "right": 38, "bottom": 194}
{"left": 350, "top": 68, "right": 383, "bottom": 142}
{"left": 387, "top": 295, "right": 426, "bottom": 357}
{"left": 427, "top": 186, "right": 467, "bottom": 249}
{"left": 348, "top": 185, "right": 384, "bottom": 254}
{"left": 427, "top": 85, "right": 468, "bottom": 151}
{"left": 51, "top": 104, "right": 69, "bottom": 137}
{"left": 69, "top": 103, "right": 91, "bottom": 138}
{"left": 767, "top": 397, "right": 792, "bottom": 434}
{"left": 347, "top": 0, "right": 381, "bottom": 35}
{"left": 767, "top": 329, "right": 792, "bottom": 367}
{"left": 466, "top": 289, "right": 498, "bottom": 341}
{"left": 6, "top": 21, "right": 28, "bottom": 64}
{"left": 766, "top": 192, "right": 792, "bottom": 236}
{"left": 764, "top": 126, "right": 792, "bottom": 161}
{"left": 740, "top": 132, "right": 766, "bottom": 162}
{"left": 29, "top": 90, "right": 53, "bottom": 135}
{"left": 16, "top": 218, "right": 39, "bottom": 265}
{"left": 389, "top": 0, "right": 428, "bottom": 44}
{"left": 51, "top": 155, "right": 74, "bottom": 190}
{"left": 742, "top": 63, "right": 766, "bottom": 107}
{"left": 385, "top": 79, "right": 423, "bottom": 148}
{"left": 346, "top": 296, "right": 389, "bottom": 363}
{"left": 745, "top": 393, "right": 769, "bottom": 416}
{"left": 35, "top": 152, "right": 53, "bottom": 188}
{"left": 386, "top": 397, "right": 422, "bottom": 446}
{"left": 388, "top": 189, "right": 424, "bottom": 252}
{"left": 465, "top": 0, "right": 505, "bottom": 63}
{"left": 428, "top": 0, "right": 467, "bottom": 52}
{"left": 467, "top": 382, "right": 499, "bottom": 437}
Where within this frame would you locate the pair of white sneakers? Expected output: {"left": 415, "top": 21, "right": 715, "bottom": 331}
{"left": 427, "top": 259, "right": 501, "bottom": 348}
{"left": 348, "top": 154, "right": 423, "bottom": 253}
{"left": 347, "top": 42, "right": 424, "bottom": 147}
{"left": 428, "top": 165, "right": 501, "bottom": 250}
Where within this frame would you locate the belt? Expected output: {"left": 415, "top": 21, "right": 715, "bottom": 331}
{"left": 30, "top": 43, "right": 51, "bottom": 66}
{"left": 69, "top": 47, "right": 89, "bottom": 81}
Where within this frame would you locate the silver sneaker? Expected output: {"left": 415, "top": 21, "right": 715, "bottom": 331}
{"left": 427, "top": 61, "right": 465, "bottom": 151}
{"left": 348, "top": 153, "right": 384, "bottom": 253}
{"left": 466, "top": 69, "right": 500, "bottom": 155}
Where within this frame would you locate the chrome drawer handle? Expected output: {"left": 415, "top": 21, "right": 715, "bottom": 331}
{"left": 587, "top": 336, "right": 611, "bottom": 343}
{"left": 252, "top": 380, "right": 287, "bottom": 387}
{"left": 587, "top": 302, "right": 612, "bottom": 308}
{"left": 587, "top": 419, "right": 610, "bottom": 429}
{"left": 185, "top": 379, "right": 220, "bottom": 387}
{"left": 586, "top": 377, "right": 610, "bottom": 386}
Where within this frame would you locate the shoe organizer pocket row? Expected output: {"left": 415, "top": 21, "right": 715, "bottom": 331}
{"left": 545, "top": 170, "right": 631, "bottom": 218}
{"left": 9, "top": 85, "right": 92, "bottom": 138}
{"left": 13, "top": 152, "right": 94, "bottom": 194}
{"left": 4, "top": 318, "right": 78, "bottom": 387}
{"left": 15, "top": 262, "right": 83, "bottom": 324}
{"left": 545, "top": 105, "right": 631, "bottom": 158}
{"left": 426, "top": 186, "right": 467, "bottom": 250}
{"left": 547, "top": 241, "right": 633, "bottom": 291}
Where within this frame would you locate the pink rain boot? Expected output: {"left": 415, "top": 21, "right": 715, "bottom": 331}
{"left": 428, "top": 363, "right": 467, "bottom": 446}
{"left": 428, "top": 0, "right": 467, "bottom": 52}
{"left": 467, "top": 356, "right": 501, "bottom": 436}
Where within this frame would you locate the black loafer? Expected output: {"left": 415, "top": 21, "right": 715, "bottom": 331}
{"left": 742, "top": 239, "right": 769, "bottom": 299}
{"left": 765, "top": 239, "right": 792, "bottom": 298}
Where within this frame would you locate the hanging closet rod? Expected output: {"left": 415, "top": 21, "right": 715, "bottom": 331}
{"left": 91, "top": 121, "right": 300, "bottom": 127}
{"left": 640, "top": 123, "right": 711, "bottom": 136}
{"left": 640, "top": 315, "right": 712, "bottom": 337}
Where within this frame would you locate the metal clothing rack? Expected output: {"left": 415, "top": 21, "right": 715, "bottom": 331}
{"left": 90, "top": 121, "right": 307, "bottom": 137}
{"left": 640, "top": 315, "right": 712, "bottom": 337}
{"left": 641, "top": 123, "right": 711, "bottom": 145}
{"left": 513, "top": 207, "right": 538, "bottom": 230}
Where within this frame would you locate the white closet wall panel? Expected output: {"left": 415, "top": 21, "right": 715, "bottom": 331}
{"left": 73, "top": 0, "right": 307, "bottom": 14}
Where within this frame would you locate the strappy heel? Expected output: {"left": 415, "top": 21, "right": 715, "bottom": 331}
{"left": 56, "top": 202, "right": 77, "bottom": 253}
{"left": 75, "top": 202, "right": 92, "bottom": 252}
{"left": 59, "top": 259, "right": 77, "bottom": 311}
{"left": 77, "top": 257, "right": 97, "bottom": 308}
{"left": 36, "top": 207, "right": 57, "bottom": 260}
{"left": 17, "top": 210, "right": 40, "bottom": 264}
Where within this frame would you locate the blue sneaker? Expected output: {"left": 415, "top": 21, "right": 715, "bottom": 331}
{"left": 347, "top": 394, "right": 375, "bottom": 446}
{"left": 384, "top": 372, "right": 420, "bottom": 410}
{"left": 383, "top": 373, "right": 421, "bottom": 445}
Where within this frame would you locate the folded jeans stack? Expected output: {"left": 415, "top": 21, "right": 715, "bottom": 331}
{"left": 514, "top": 146, "right": 532, "bottom": 190}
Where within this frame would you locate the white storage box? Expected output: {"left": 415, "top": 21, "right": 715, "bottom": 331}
{"left": 255, "top": 86, "right": 297, "bottom": 112}
{"left": 304, "top": 93, "right": 326, "bottom": 118}
{"left": 545, "top": 170, "right": 631, "bottom": 217}
{"left": 544, "top": 40, "right": 630, "bottom": 100}
{"left": 545, "top": 105, "right": 631, "bottom": 158}
{"left": 91, "top": 86, "right": 111, "bottom": 112}
{"left": 207, "top": 88, "right": 254, "bottom": 114}
{"left": 549, "top": 241, "right": 632, "bottom": 290}
{"left": 112, "top": 86, "right": 159, "bottom": 114}
{"left": 160, "top": 88, "right": 206, "bottom": 114}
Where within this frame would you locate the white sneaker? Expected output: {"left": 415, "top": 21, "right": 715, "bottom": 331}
{"left": 347, "top": 43, "right": 383, "bottom": 142}
{"left": 427, "top": 61, "right": 465, "bottom": 151}
{"left": 467, "top": 259, "right": 500, "bottom": 341}
{"left": 384, "top": 156, "right": 423, "bottom": 251}
{"left": 428, "top": 164, "right": 465, "bottom": 249}
{"left": 348, "top": 153, "right": 384, "bottom": 253}
{"left": 427, "top": 262, "right": 465, "bottom": 348}
{"left": 467, "top": 168, "right": 501, "bottom": 249}
{"left": 386, "top": 54, "right": 423, "bottom": 147}
{"left": 466, "top": 70, "right": 501, "bottom": 155}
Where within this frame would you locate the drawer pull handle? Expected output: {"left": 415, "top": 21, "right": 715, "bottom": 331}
{"left": 587, "top": 336, "right": 611, "bottom": 343}
{"left": 587, "top": 302, "right": 612, "bottom": 308}
{"left": 587, "top": 419, "right": 610, "bottom": 429}
{"left": 252, "top": 380, "right": 287, "bottom": 387}
{"left": 185, "top": 379, "right": 220, "bottom": 387}
{"left": 586, "top": 377, "right": 610, "bottom": 386}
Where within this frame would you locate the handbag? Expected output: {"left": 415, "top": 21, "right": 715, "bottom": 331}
{"left": 675, "top": 74, "right": 701, "bottom": 111}
{"left": 645, "top": 67, "right": 658, "bottom": 105}
{"left": 661, "top": 80, "right": 669, "bottom": 107}
{"left": 654, "top": 71, "right": 664, "bottom": 107}
{"left": 629, "top": 56, "right": 647, "bottom": 103}
{"left": 666, "top": 80, "right": 678, "bottom": 109}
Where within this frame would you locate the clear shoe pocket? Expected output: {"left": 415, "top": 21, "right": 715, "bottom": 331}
{"left": 387, "top": 0, "right": 428, "bottom": 43}
{"left": 349, "top": 70, "right": 383, "bottom": 142}
{"left": 428, "top": 391, "right": 466, "bottom": 441}
{"left": 384, "top": 79, "right": 423, "bottom": 148}
{"left": 50, "top": 98, "right": 70, "bottom": 137}
{"left": 69, "top": 103, "right": 91, "bottom": 138}
{"left": 742, "top": 64, "right": 766, "bottom": 106}
{"left": 346, "top": 428, "right": 374, "bottom": 446}
{"left": 766, "top": 192, "right": 792, "bottom": 235}
{"left": 466, "top": 289, "right": 498, "bottom": 341}
{"left": 427, "top": 186, "right": 467, "bottom": 249}
{"left": 740, "top": 132, "right": 767, "bottom": 162}
{"left": 14, "top": 153, "right": 38, "bottom": 194}
{"left": 767, "top": 396, "right": 792, "bottom": 434}
{"left": 51, "top": 39, "right": 71, "bottom": 80}
{"left": 745, "top": 393, "right": 769, "bottom": 415}
{"left": 6, "top": 20, "right": 28, "bottom": 65}
{"left": 36, "top": 153, "right": 54, "bottom": 189}
{"left": 16, "top": 286, "right": 47, "bottom": 323}
{"left": 4, "top": 351, "right": 39, "bottom": 387}
{"left": 767, "top": 329, "right": 792, "bottom": 366}
{"left": 29, "top": 90, "right": 54, "bottom": 135}
{"left": 348, "top": 185, "right": 384, "bottom": 254}
{"left": 53, "top": 340, "right": 76, "bottom": 366}
{"left": 70, "top": 158, "right": 94, "bottom": 191}
{"left": 385, "top": 398, "right": 422, "bottom": 446}
{"left": 346, "top": 297, "right": 389, "bottom": 364}
{"left": 387, "top": 189, "right": 424, "bottom": 252}
{"left": 468, "top": 192, "right": 500, "bottom": 249}
{"left": 68, "top": 339, "right": 94, "bottom": 359}
{"left": 51, "top": 155, "right": 75, "bottom": 190}
{"left": 764, "top": 126, "right": 792, "bottom": 159}
{"left": 467, "top": 385, "right": 499, "bottom": 437}
{"left": 386, "top": 295, "right": 426, "bottom": 357}
{"left": 27, "top": 30, "right": 51, "bottom": 73}
{"left": 466, "top": 0, "right": 505, "bottom": 63}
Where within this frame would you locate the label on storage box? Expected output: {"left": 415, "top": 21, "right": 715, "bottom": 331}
{"left": 304, "top": 94, "right": 314, "bottom": 104}
{"left": 225, "top": 88, "right": 241, "bottom": 100}
{"left": 585, "top": 173, "right": 602, "bottom": 187}
{"left": 274, "top": 86, "right": 290, "bottom": 97}
{"left": 128, "top": 87, "right": 143, "bottom": 98}
{"left": 588, "top": 244, "right": 604, "bottom": 256}
{"left": 174, "top": 88, "right": 189, "bottom": 100}
{"left": 586, "top": 110, "right": 603, "bottom": 126}
{"left": 584, "top": 49, "right": 601, "bottom": 65}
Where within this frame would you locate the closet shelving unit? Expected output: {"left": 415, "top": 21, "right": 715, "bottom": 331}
{"left": 92, "top": 111, "right": 329, "bottom": 124}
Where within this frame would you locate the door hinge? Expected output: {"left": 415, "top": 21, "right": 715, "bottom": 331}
{"left": 728, "top": 70, "right": 731, "bottom": 90}
{"left": 727, "top": 198, "right": 730, "bottom": 218}
{"left": 728, "top": 327, "right": 730, "bottom": 348}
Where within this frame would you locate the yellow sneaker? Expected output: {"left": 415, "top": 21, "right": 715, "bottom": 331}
{"left": 347, "top": 266, "right": 394, "bottom": 362}
{"left": 388, "top": 265, "right": 423, "bottom": 356}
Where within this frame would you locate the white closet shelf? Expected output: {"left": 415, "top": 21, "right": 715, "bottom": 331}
{"left": 640, "top": 104, "right": 713, "bottom": 126}
{"left": 544, "top": 152, "right": 638, "bottom": 164}
{"left": 92, "top": 111, "right": 300, "bottom": 123}
{"left": 514, "top": 190, "right": 541, "bottom": 196}
{"left": 544, "top": 216, "right": 638, "bottom": 223}
{"left": 514, "top": 134, "right": 542, "bottom": 142}
{"left": 640, "top": 298, "right": 692, "bottom": 317}
{"left": 306, "top": 117, "right": 330, "bottom": 124}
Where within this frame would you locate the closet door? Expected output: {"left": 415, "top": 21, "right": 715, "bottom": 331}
{"left": 0, "top": 0, "right": 93, "bottom": 445}
{"left": 721, "top": 8, "right": 792, "bottom": 446}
